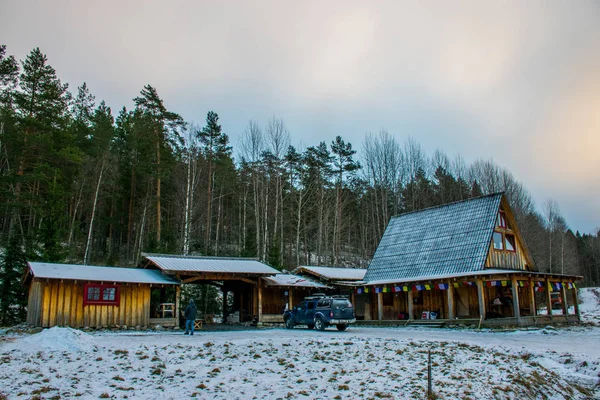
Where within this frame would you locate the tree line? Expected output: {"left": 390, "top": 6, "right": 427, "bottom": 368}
{"left": 0, "top": 46, "right": 599, "bottom": 324}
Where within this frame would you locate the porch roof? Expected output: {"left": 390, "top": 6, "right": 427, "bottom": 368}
{"left": 262, "top": 274, "right": 330, "bottom": 288}
{"left": 142, "top": 253, "right": 279, "bottom": 275}
{"left": 362, "top": 268, "right": 582, "bottom": 286}
{"left": 293, "top": 266, "right": 366, "bottom": 281}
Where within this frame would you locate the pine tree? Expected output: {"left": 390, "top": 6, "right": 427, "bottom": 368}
{"left": 134, "top": 85, "right": 184, "bottom": 245}
{"left": 330, "top": 136, "right": 360, "bottom": 265}
{"left": 198, "top": 111, "right": 231, "bottom": 254}
{"left": 0, "top": 235, "right": 28, "bottom": 325}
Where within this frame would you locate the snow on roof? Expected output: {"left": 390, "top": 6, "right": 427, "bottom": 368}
{"left": 364, "top": 193, "right": 503, "bottom": 283}
{"left": 28, "top": 262, "right": 180, "bottom": 285}
{"left": 142, "top": 253, "right": 279, "bottom": 275}
{"left": 262, "top": 274, "right": 330, "bottom": 288}
{"left": 363, "top": 268, "right": 582, "bottom": 286}
{"left": 294, "top": 266, "right": 367, "bottom": 281}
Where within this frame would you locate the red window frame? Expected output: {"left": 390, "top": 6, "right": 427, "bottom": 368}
{"left": 84, "top": 283, "right": 120, "bottom": 306}
{"left": 504, "top": 234, "right": 516, "bottom": 252}
{"left": 497, "top": 211, "right": 507, "bottom": 228}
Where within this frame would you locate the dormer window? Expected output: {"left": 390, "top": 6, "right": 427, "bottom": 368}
{"left": 497, "top": 211, "right": 507, "bottom": 228}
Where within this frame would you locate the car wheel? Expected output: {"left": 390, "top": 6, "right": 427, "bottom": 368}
{"left": 307, "top": 324, "right": 314, "bottom": 330}
{"left": 336, "top": 324, "right": 347, "bottom": 331}
{"left": 285, "top": 317, "right": 294, "bottom": 329}
{"left": 314, "top": 317, "right": 325, "bottom": 331}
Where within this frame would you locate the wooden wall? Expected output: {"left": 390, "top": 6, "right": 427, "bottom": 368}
{"left": 27, "top": 279, "right": 152, "bottom": 328}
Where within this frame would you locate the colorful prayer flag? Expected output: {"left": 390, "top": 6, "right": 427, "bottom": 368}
{"left": 403, "top": 286, "right": 409, "bottom": 292}
{"left": 393, "top": 286, "right": 401, "bottom": 292}
{"left": 501, "top": 281, "right": 508, "bottom": 287}
{"left": 364, "top": 287, "right": 369, "bottom": 293}
{"left": 375, "top": 287, "right": 382, "bottom": 294}
{"left": 437, "top": 283, "right": 448, "bottom": 290}
{"left": 424, "top": 284, "right": 431, "bottom": 290}
{"left": 383, "top": 287, "right": 390, "bottom": 293}
{"left": 453, "top": 282, "right": 459, "bottom": 288}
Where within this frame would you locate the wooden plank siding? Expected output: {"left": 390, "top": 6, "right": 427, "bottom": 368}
{"left": 485, "top": 240, "right": 528, "bottom": 270}
{"left": 27, "top": 279, "right": 153, "bottom": 328}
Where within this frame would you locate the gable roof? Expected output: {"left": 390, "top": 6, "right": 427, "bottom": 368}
{"left": 364, "top": 193, "right": 503, "bottom": 283}
{"left": 294, "top": 266, "right": 367, "bottom": 281}
{"left": 27, "top": 262, "right": 180, "bottom": 285}
{"left": 262, "top": 274, "right": 330, "bottom": 288}
{"left": 142, "top": 253, "right": 279, "bottom": 275}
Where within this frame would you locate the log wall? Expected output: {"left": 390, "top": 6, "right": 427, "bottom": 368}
{"left": 27, "top": 279, "right": 152, "bottom": 328}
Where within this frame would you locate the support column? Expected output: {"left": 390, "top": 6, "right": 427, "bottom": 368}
{"left": 407, "top": 290, "right": 414, "bottom": 320}
{"left": 377, "top": 292, "right": 383, "bottom": 321}
{"left": 175, "top": 285, "right": 181, "bottom": 327}
{"left": 561, "top": 283, "right": 569, "bottom": 318}
{"left": 511, "top": 276, "right": 520, "bottom": 321}
{"left": 253, "top": 281, "right": 258, "bottom": 317}
{"left": 476, "top": 279, "right": 486, "bottom": 320}
{"left": 447, "top": 281, "right": 455, "bottom": 321}
{"left": 528, "top": 277, "right": 536, "bottom": 317}
{"left": 257, "top": 277, "right": 263, "bottom": 323}
{"left": 288, "top": 289, "right": 293, "bottom": 311}
{"left": 222, "top": 286, "right": 228, "bottom": 324}
{"left": 545, "top": 278, "right": 553, "bottom": 317}
{"left": 572, "top": 285, "right": 580, "bottom": 320}
{"left": 351, "top": 291, "right": 356, "bottom": 310}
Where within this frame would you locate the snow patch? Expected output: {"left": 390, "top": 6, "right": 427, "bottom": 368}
{"left": 19, "top": 327, "right": 95, "bottom": 353}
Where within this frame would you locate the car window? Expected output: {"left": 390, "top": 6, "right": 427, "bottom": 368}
{"left": 296, "top": 302, "right": 306, "bottom": 310}
{"left": 332, "top": 299, "right": 352, "bottom": 309}
{"left": 307, "top": 302, "right": 315, "bottom": 310}
{"left": 317, "top": 300, "right": 330, "bottom": 307}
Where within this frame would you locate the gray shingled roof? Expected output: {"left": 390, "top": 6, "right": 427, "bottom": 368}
{"left": 142, "top": 253, "right": 279, "bottom": 275}
{"left": 28, "top": 262, "right": 180, "bottom": 285}
{"left": 294, "top": 266, "right": 367, "bottom": 281}
{"left": 364, "top": 194, "right": 502, "bottom": 283}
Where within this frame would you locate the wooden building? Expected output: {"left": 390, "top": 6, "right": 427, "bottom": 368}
{"left": 24, "top": 262, "right": 180, "bottom": 328}
{"left": 360, "top": 193, "right": 582, "bottom": 327}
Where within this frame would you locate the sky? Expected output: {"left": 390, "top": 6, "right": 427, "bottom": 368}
{"left": 1, "top": 1, "right": 599, "bottom": 233}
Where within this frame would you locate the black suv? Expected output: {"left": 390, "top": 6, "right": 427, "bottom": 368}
{"left": 284, "top": 294, "right": 356, "bottom": 331}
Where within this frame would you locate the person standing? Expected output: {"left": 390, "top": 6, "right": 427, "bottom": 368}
{"left": 184, "top": 299, "right": 197, "bottom": 335}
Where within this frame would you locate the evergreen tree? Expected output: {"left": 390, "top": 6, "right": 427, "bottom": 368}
{"left": 198, "top": 111, "right": 232, "bottom": 254}
{"left": 0, "top": 235, "right": 28, "bottom": 325}
{"left": 134, "top": 85, "right": 184, "bottom": 244}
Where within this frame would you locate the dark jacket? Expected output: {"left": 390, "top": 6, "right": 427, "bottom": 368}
{"left": 184, "top": 301, "right": 197, "bottom": 320}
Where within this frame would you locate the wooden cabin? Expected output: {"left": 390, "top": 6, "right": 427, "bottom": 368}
{"left": 361, "top": 193, "right": 582, "bottom": 327}
{"left": 24, "top": 262, "right": 180, "bottom": 328}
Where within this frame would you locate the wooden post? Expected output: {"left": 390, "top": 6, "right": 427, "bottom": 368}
{"left": 545, "top": 278, "right": 553, "bottom": 317}
{"left": 476, "top": 279, "right": 486, "bottom": 320}
{"left": 408, "top": 290, "right": 414, "bottom": 320}
{"left": 288, "top": 289, "right": 293, "bottom": 310}
{"left": 572, "top": 285, "right": 580, "bottom": 320}
{"left": 351, "top": 291, "right": 356, "bottom": 310}
{"left": 175, "top": 285, "right": 181, "bottom": 328}
{"left": 528, "top": 277, "right": 536, "bottom": 317}
{"left": 511, "top": 276, "right": 520, "bottom": 321}
{"left": 377, "top": 292, "right": 383, "bottom": 321}
{"left": 447, "top": 281, "right": 455, "bottom": 321}
{"left": 222, "top": 286, "right": 228, "bottom": 324}
{"left": 253, "top": 281, "right": 258, "bottom": 317}
{"left": 560, "top": 283, "right": 569, "bottom": 318}
{"left": 257, "top": 277, "right": 263, "bottom": 323}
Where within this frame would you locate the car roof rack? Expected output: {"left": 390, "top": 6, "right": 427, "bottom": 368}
{"left": 304, "top": 293, "right": 327, "bottom": 300}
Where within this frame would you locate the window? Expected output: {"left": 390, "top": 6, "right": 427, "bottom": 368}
{"left": 493, "top": 232, "right": 503, "bottom": 250}
{"left": 504, "top": 234, "right": 516, "bottom": 252}
{"left": 84, "top": 284, "right": 120, "bottom": 306}
{"left": 496, "top": 211, "right": 507, "bottom": 228}
{"left": 317, "top": 299, "right": 331, "bottom": 308}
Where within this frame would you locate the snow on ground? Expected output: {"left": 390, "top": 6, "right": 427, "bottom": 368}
{"left": 0, "top": 290, "right": 599, "bottom": 399}
{"left": 580, "top": 287, "right": 600, "bottom": 326}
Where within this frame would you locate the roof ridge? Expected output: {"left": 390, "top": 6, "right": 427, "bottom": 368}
{"left": 389, "top": 192, "right": 504, "bottom": 220}
{"left": 142, "top": 253, "right": 260, "bottom": 261}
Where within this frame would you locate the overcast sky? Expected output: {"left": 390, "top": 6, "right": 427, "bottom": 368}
{"left": 2, "top": 1, "right": 599, "bottom": 233}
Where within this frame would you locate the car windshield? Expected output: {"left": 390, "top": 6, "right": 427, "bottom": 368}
{"left": 332, "top": 299, "right": 352, "bottom": 309}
